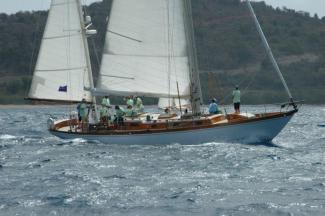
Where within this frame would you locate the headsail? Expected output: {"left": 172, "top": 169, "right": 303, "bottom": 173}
{"left": 96, "top": 0, "right": 191, "bottom": 98}
{"left": 28, "top": 0, "right": 92, "bottom": 102}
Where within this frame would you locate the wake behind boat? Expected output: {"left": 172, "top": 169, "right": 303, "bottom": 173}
{"left": 28, "top": 0, "right": 298, "bottom": 145}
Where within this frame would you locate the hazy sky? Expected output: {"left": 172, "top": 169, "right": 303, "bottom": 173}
{"left": 0, "top": 0, "right": 99, "bottom": 14}
{"left": 0, "top": 0, "right": 324, "bottom": 18}
{"left": 254, "top": 0, "right": 325, "bottom": 17}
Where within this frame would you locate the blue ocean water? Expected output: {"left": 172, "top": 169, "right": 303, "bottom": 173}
{"left": 0, "top": 105, "right": 324, "bottom": 216}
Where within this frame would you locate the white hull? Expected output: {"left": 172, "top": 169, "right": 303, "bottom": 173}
{"left": 50, "top": 113, "right": 294, "bottom": 145}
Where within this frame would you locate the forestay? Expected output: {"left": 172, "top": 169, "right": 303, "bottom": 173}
{"left": 97, "top": 0, "right": 191, "bottom": 98}
{"left": 28, "top": 0, "right": 92, "bottom": 102}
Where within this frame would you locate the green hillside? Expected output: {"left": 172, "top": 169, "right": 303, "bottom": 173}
{"left": 1, "top": 0, "right": 325, "bottom": 104}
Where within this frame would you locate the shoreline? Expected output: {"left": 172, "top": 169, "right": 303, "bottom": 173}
{"left": 0, "top": 104, "right": 324, "bottom": 109}
{"left": 0, "top": 104, "right": 65, "bottom": 109}
{"left": 0, "top": 104, "right": 160, "bottom": 109}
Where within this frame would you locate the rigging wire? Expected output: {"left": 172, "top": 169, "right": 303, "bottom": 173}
{"left": 66, "top": 0, "right": 73, "bottom": 121}
{"left": 208, "top": 5, "right": 288, "bottom": 105}
{"left": 164, "top": 0, "right": 190, "bottom": 109}
{"left": 25, "top": 5, "right": 46, "bottom": 98}
{"left": 167, "top": 0, "right": 172, "bottom": 108}
{"left": 215, "top": 64, "right": 260, "bottom": 105}
{"left": 82, "top": 0, "right": 104, "bottom": 85}
{"left": 90, "top": 38, "right": 102, "bottom": 80}
{"left": 171, "top": 0, "right": 183, "bottom": 109}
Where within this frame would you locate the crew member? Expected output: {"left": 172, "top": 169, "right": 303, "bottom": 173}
{"left": 232, "top": 85, "right": 241, "bottom": 114}
{"left": 88, "top": 106, "right": 97, "bottom": 131}
{"left": 101, "top": 95, "right": 111, "bottom": 107}
{"left": 125, "top": 105, "right": 136, "bottom": 117}
{"left": 126, "top": 96, "right": 134, "bottom": 107}
{"left": 114, "top": 105, "right": 125, "bottom": 125}
{"left": 100, "top": 96, "right": 111, "bottom": 124}
{"left": 208, "top": 98, "right": 221, "bottom": 114}
{"left": 78, "top": 98, "right": 88, "bottom": 130}
{"left": 135, "top": 96, "right": 144, "bottom": 113}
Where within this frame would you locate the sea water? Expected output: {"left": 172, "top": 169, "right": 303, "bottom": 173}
{"left": 0, "top": 105, "right": 324, "bottom": 216}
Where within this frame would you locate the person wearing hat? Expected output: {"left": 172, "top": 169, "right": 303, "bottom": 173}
{"left": 232, "top": 85, "right": 241, "bottom": 114}
{"left": 209, "top": 98, "right": 220, "bottom": 114}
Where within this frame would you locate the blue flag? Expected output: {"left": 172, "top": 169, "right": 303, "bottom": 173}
{"left": 58, "top": 85, "right": 67, "bottom": 92}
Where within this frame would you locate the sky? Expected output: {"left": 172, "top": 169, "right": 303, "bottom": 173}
{"left": 0, "top": 0, "right": 99, "bottom": 14}
{"left": 0, "top": 0, "right": 324, "bottom": 18}
{"left": 254, "top": 0, "right": 325, "bottom": 17}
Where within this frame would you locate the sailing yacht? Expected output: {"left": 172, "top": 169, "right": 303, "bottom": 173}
{"left": 28, "top": 0, "right": 298, "bottom": 145}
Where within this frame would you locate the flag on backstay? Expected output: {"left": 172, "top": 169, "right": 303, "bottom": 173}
{"left": 58, "top": 85, "right": 67, "bottom": 92}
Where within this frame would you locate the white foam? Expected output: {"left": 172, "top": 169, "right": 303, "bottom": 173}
{"left": 288, "top": 176, "right": 313, "bottom": 182}
{"left": 71, "top": 138, "right": 87, "bottom": 143}
{"left": 59, "top": 138, "right": 87, "bottom": 145}
{"left": 21, "top": 199, "right": 43, "bottom": 207}
{"left": 0, "top": 134, "right": 16, "bottom": 140}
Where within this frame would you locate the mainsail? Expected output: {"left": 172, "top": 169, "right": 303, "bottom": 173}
{"left": 28, "top": 0, "right": 92, "bottom": 102}
{"left": 97, "top": 0, "right": 191, "bottom": 98}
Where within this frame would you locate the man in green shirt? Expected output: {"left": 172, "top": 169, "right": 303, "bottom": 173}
{"left": 79, "top": 99, "right": 88, "bottom": 121}
{"left": 100, "top": 106, "right": 109, "bottom": 124}
{"left": 232, "top": 85, "right": 241, "bottom": 114}
{"left": 100, "top": 96, "right": 111, "bottom": 123}
{"left": 126, "top": 96, "right": 134, "bottom": 107}
{"left": 114, "top": 105, "right": 125, "bottom": 125}
{"left": 101, "top": 96, "right": 111, "bottom": 107}
{"left": 77, "top": 98, "right": 88, "bottom": 131}
{"left": 125, "top": 105, "right": 136, "bottom": 117}
{"left": 135, "top": 96, "right": 144, "bottom": 113}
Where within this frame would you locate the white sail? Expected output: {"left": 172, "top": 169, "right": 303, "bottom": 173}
{"left": 97, "top": 0, "right": 191, "bottom": 98}
{"left": 28, "top": 0, "right": 92, "bottom": 102}
{"left": 158, "top": 97, "right": 190, "bottom": 109}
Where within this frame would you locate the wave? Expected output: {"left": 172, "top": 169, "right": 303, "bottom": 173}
{"left": 56, "top": 138, "right": 88, "bottom": 146}
{"left": 0, "top": 134, "right": 17, "bottom": 140}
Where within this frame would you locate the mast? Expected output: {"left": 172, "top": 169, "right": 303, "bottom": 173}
{"left": 183, "top": 0, "right": 202, "bottom": 115}
{"left": 76, "top": 0, "right": 99, "bottom": 120}
{"left": 245, "top": 0, "right": 296, "bottom": 108}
